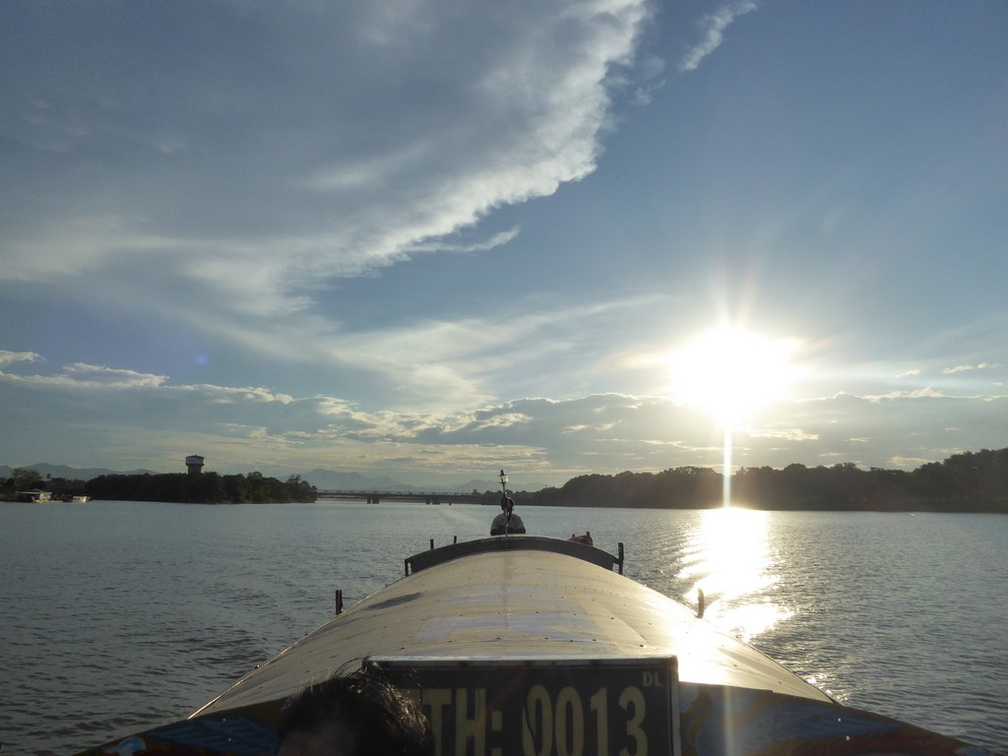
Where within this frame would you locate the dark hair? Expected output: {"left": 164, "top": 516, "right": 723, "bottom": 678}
{"left": 278, "top": 670, "right": 433, "bottom": 756}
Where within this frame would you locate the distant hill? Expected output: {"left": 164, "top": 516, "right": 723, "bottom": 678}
{"left": 1, "top": 463, "right": 547, "bottom": 493}
{"left": 297, "top": 469, "right": 417, "bottom": 491}
{"left": 296, "top": 470, "right": 534, "bottom": 492}
{"left": 457, "top": 478, "right": 501, "bottom": 493}
{"left": 296, "top": 470, "right": 547, "bottom": 493}
{"left": 0, "top": 463, "right": 156, "bottom": 481}
{"left": 455, "top": 478, "right": 550, "bottom": 493}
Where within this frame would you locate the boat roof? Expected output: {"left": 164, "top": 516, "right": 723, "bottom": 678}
{"left": 404, "top": 534, "right": 625, "bottom": 574}
{"left": 195, "top": 536, "right": 829, "bottom": 717}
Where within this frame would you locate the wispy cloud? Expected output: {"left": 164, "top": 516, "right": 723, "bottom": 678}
{"left": 742, "top": 428, "right": 818, "bottom": 442}
{"left": 1, "top": 1, "right": 648, "bottom": 324}
{"left": 404, "top": 228, "right": 522, "bottom": 254}
{"left": 0, "top": 363, "right": 167, "bottom": 390}
{"left": 4, "top": 350, "right": 1008, "bottom": 480}
{"left": 863, "top": 388, "right": 945, "bottom": 402}
{"left": 943, "top": 363, "right": 996, "bottom": 374}
{"left": 679, "top": 1, "right": 758, "bottom": 72}
{"left": 0, "top": 351, "right": 41, "bottom": 367}
{"left": 176, "top": 385, "right": 294, "bottom": 405}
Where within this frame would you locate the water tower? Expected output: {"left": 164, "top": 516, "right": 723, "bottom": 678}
{"left": 185, "top": 455, "right": 205, "bottom": 475}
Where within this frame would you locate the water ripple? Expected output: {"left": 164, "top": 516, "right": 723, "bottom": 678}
{"left": 1, "top": 502, "right": 1004, "bottom": 754}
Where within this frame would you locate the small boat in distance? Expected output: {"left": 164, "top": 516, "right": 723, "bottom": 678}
{"left": 15, "top": 489, "right": 53, "bottom": 502}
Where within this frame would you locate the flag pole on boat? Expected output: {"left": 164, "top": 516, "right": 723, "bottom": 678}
{"left": 500, "top": 468, "right": 510, "bottom": 539}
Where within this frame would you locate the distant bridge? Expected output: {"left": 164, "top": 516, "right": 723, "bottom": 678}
{"left": 316, "top": 490, "right": 492, "bottom": 505}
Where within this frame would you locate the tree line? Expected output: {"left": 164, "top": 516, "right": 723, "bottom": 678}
{"left": 7, "top": 447, "right": 1008, "bottom": 510}
{"left": 83, "top": 471, "right": 317, "bottom": 504}
{"left": 528, "top": 448, "right": 1008, "bottom": 513}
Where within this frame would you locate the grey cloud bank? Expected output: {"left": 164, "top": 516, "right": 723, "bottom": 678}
{"left": 3, "top": 351, "right": 1006, "bottom": 486}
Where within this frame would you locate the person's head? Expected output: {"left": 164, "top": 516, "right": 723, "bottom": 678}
{"left": 277, "top": 670, "right": 433, "bottom": 756}
{"left": 500, "top": 496, "right": 514, "bottom": 514}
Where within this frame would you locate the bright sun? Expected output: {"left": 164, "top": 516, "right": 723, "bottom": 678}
{"left": 670, "top": 325, "right": 798, "bottom": 425}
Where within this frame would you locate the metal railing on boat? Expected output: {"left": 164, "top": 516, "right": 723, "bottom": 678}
{"left": 404, "top": 535, "right": 624, "bottom": 576}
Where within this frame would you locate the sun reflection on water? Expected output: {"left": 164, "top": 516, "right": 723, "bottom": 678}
{"left": 678, "top": 507, "right": 793, "bottom": 643}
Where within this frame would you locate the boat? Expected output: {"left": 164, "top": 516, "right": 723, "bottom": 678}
{"left": 16, "top": 489, "right": 53, "bottom": 502}
{"left": 73, "top": 477, "right": 994, "bottom": 756}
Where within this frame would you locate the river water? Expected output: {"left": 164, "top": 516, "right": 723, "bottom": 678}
{"left": 1, "top": 500, "right": 1005, "bottom": 754}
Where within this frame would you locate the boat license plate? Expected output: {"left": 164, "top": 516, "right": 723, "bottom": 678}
{"left": 370, "top": 656, "right": 680, "bottom": 756}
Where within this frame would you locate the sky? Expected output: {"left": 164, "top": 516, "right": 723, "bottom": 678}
{"left": 2, "top": 1, "right": 1007, "bottom": 487}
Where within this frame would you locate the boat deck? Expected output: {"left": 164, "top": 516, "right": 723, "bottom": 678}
{"left": 73, "top": 536, "right": 988, "bottom": 756}
{"left": 196, "top": 537, "right": 829, "bottom": 717}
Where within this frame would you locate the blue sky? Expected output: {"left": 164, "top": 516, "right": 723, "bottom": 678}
{"left": 2, "top": 1, "right": 1006, "bottom": 486}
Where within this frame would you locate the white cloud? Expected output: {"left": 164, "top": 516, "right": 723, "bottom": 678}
{"left": 5, "top": 350, "right": 1008, "bottom": 481}
{"left": 0, "top": 3, "right": 657, "bottom": 428}
{"left": 943, "top": 363, "right": 996, "bottom": 374}
{"left": 404, "top": 227, "right": 522, "bottom": 255}
{"left": 175, "top": 384, "right": 295, "bottom": 405}
{"left": 0, "top": 362, "right": 167, "bottom": 390}
{"left": 252, "top": 295, "right": 664, "bottom": 413}
{"left": 742, "top": 428, "right": 818, "bottom": 442}
{"left": 222, "top": 424, "right": 299, "bottom": 450}
{"left": 888, "top": 455, "right": 931, "bottom": 468}
{"left": 1, "top": 0, "right": 648, "bottom": 324}
{"left": 0, "top": 351, "right": 41, "bottom": 366}
{"left": 2, "top": 215, "right": 181, "bottom": 282}
{"left": 863, "top": 387, "right": 945, "bottom": 403}
{"left": 472, "top": 412, "right": 533, "bottom": 430}
{"left": 679, "top": 1, "right": 758, "bottom": 72}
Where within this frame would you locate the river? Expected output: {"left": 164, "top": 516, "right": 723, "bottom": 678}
{"left": 1, "top": 500, "right": 1005, "bottom": 754}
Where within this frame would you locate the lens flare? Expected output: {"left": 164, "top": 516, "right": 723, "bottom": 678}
{"left": 670, "top": 325, "right": 800, "bottom": 506}
{"left": 670, "top": 325, "right": 798, "bottom": 425}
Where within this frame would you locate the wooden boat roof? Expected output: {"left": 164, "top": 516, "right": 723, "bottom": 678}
{"left": 195, "top": 536, "right": 830, "bottom": 717}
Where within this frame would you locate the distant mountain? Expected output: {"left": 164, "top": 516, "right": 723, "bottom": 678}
{"left": 297, "top": 471, "right": 548, "bottom": 493}
{"left": 0, "top": 463, "right": 156, "bottom": 481}
{"left": 456, "top": 477, "right": 551, "bottom": 493}
{"left": 297, "top": 469, "right": 418, "bottom": 491}
{"left": 0, "top": 463, "right": 549, "bottom": 492}
{"left": 456, "top": 478, "right": 500, "bottom": 493}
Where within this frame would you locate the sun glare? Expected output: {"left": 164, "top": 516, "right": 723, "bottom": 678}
{"left": 670, "top": 325, "right": 800, "bottom": 507}
{"left": 670, "top": 325, "right": 797, "bottom": 425}
{"left": 678, "top": 508, "right": 793, "bottom": 643}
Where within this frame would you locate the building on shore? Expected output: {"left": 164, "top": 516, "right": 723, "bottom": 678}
{"left": 185, "top": 455, "right": 205, "bottom": 475}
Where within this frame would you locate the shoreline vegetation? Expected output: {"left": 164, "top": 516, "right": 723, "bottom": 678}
{"left": 2, "top": 447, "right": 1007, "bottom": 511}
{"left": 525, "top": 447, "right": 1008, "bottom": 513}
{"left": 1, "top": 470, "right": 317, "bottom": 504}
